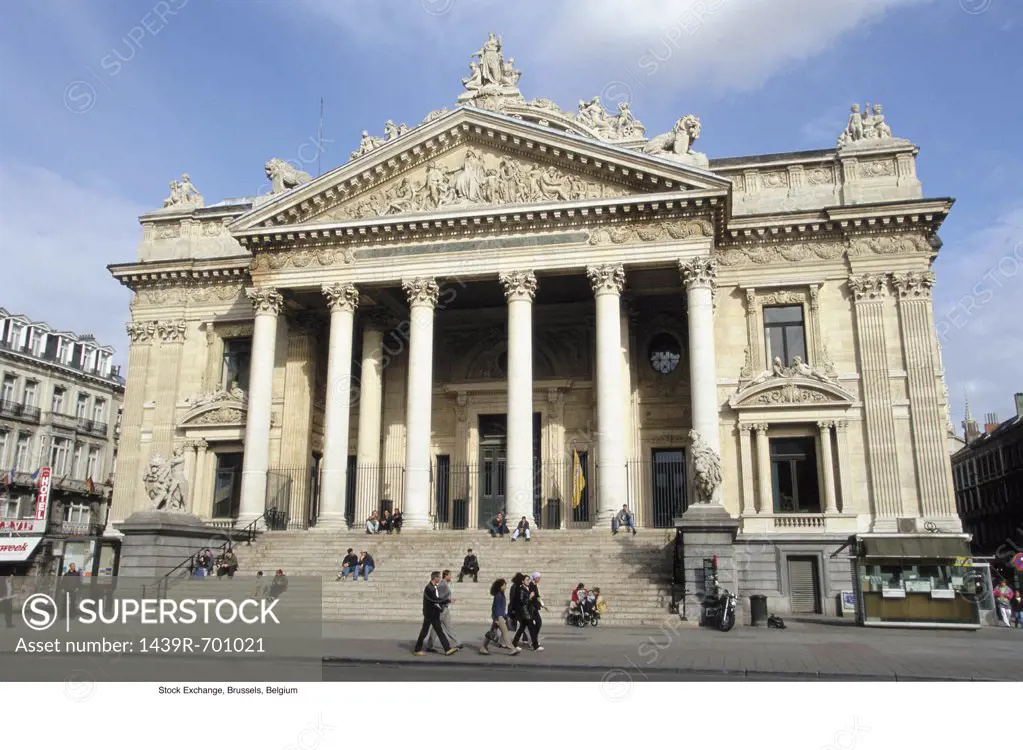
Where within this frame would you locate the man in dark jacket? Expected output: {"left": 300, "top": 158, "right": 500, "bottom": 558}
{"left": 337, "top": 549, "right": 359, "bottom": 581}
{"left": 488, "top": 512, "right": 509, "bottom": 537}
{"left": 458, "top": 549, "right": 479, "bottom": 583}
{"left": 511, "top": 516, "right": 531, "bottom": 541}
{"left": 414, "top": 571, "right": 456, "bottom": 656}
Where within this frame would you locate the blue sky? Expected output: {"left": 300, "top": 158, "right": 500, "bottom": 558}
{"left": 0, "top": 0, "right": 1020, "bottom": 427}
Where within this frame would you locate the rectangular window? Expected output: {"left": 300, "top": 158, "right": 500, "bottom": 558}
{"left": 63, "top": 502, "right": 90, "bottom": 524}
{"left": 7, "top": 323, "right": 24, "bottom": 348}
{"left": 770, "top": 436, "right": 821, "bottom": 513}
{"left": 22, "top": 381, "right": 38, "bottom": 407}
{"left": 763, "top": 304, "right": 807, "bottom": 367}
{"left": 75, "top": 393, "right": 90, "bottom": 419}
{"left": 221, "top": 338, "right": 252, "bottom": 392}
{"left": 0, "top": 430, "right": 8, "bottom": 467}
{"left": 52, "top": 386, "right": 66, "bottom": 413}
{"left": 86, "top": 447, "right": 100, "bottom": 481}
{"left": 57, "top": 339, "right": 71, "bottom": 362}
{"left": 92, "top": 398, "right": 106, "bottom": 423}
{"left": 14, "top": 434, "right": 31, "bottom": 472}
{"left": 71, "top": 443, "right": 83, "bottom": 479}
{"left": 1, "top": 497, "right": 19, "bottom": 519}
{"left": 29, "top": 329, "right": 44, "bottom": 356}
{"left": 50, "top": 437, "right": 71, "bottom": 475}
{"left": 1, "top": 375, "right": 15, "bottom": 403}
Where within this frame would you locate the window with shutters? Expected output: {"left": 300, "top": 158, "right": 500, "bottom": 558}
{"left": 786, "top": 556, "right": 821, "bottom": 614}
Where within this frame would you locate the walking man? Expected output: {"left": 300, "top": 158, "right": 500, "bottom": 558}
{"left": 425, "top": 569, "right": 462, "bottom": 652}
{"left": 413, "top": 571, "right": 457, "bottom": 656}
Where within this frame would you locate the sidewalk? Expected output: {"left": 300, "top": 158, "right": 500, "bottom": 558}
{"left": 322, "top": 618, "right": 1023, "bottom": 680}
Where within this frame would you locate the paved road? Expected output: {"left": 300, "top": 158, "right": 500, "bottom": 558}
{"left": 322, "top": 618, "right": 1023, "bottom": 681}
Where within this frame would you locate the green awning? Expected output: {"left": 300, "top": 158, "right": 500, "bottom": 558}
{"left": 860, "top": 536, "right": 971, "bottom": 559}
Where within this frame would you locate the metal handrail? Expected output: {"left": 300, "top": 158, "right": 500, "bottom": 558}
{"left": 141, "top": 511, "right": 266, "bottom": 600}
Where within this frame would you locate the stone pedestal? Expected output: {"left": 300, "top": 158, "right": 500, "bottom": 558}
{"left": 114, "top": 511, "right": 218, "bottom": 580}
{"left": 675, "top": 504, "right": 741, "bottom": 623}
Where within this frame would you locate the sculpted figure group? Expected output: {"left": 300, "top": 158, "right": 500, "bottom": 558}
{"left": 838, "top": 102, "right": 895, "bottom": 146}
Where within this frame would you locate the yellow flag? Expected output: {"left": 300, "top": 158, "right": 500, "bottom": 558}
{"left": 572, "top": 450, "right": 586, "bottom": 509}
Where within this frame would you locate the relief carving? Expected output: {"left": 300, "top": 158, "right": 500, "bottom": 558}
{"left": 587, "top": 218, "right": 712, "bottom": 246}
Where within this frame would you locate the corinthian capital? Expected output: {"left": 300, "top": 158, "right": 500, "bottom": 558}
{"left": 499, "top": 270, "right": 538, "bottom": 302}
{"left": 322, "top": 282, "right": 360, "bottom": 314}
{"left": 891, "top": 270, "right": 936, "bottom": 300}
{"left": 678, "top": 257, "right": 718, "bottom": 290}
{"left": 402, "top": 277, "right": 440, "bottom": 307}
{"left": 246, "top": 286, "right": 284, "bottom": 315}
{"left": 125, "top": 321, "right": 157, "bottom": 344}
{"left": 586, "top": 264, "right": 625, "bottom": 296}
{"left": 156, "top": 319, "right": 187, "bottom": 342}
{"left": 847, "top": 273, "right": 888, "bottom": 302}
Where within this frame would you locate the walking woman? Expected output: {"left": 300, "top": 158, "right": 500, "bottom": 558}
{"left": 510, "top": 573, "right": 539, "bottom": 651}
{"left": 480, "top": 578, "right": 520, "bottom": 655}
{"left": 526, "top": 572, "right": 545, "bottom": 651}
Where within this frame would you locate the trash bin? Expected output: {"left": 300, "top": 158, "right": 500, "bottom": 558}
{"left": 749, "top": 594, "right": 768, "bottom": 626}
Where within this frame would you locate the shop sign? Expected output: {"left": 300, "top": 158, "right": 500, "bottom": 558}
{"left": 0, "top": 536, "right": 42, "bottom": 562}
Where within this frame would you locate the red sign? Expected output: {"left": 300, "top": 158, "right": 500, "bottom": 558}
{"left": 34, "top": 467, "right": 51, "bottom": 521}
{"left": 0, "top": 519, "right": 44, "bottom": 534}
{"left": 1012, "top": 553, "right": 1023, "bottom": 573}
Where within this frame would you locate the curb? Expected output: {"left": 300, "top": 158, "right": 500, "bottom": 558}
{"left": 319, "top": 655, "right": 991, "bottom": 681}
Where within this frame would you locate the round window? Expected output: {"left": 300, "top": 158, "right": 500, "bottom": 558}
{"left": 648, "top": 333, "right": 682, "bottom": 375}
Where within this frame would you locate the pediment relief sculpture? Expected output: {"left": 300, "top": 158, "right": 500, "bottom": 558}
{"left": 184, "top": 382, "right": 246, "bottom": 408}
{"left": 730, "top": 363, "right": 854, "bottom": 410}
{"left": 316, "top": 146, "right": 629, "bottom": 223}
{"left": 182, "top": 405, "right": 248, "bottom": 426}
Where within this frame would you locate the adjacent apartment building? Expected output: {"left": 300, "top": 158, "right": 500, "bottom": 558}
{"left": 952, "top": 394, "right": 1023, "bottom": 583}
{"left": 0, "top": 308, "right": 125, "bottom": 575}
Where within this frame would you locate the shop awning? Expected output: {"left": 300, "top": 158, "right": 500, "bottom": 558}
{"left": 859, "top": 536, "right": 971, "bottom": 559}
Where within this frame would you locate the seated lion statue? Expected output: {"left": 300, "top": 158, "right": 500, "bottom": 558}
{"left": 265, "top": 158, "right": 312, "bottom": 194}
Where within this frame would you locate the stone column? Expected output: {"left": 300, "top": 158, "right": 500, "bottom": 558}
{"left": 238, "top": 287, "right": 283, "bottom": 524}
{"left": 109, "top": 321, "right": 157, "bottom": 525}
{"left": 587, "top": 264, "right": 627, "bottom": 524}
{"left": 401, "top": 277, "right": 440, "bottom": 529}
{"left": 192, "top": 439, "right": 213, "bottom": 519}
{"left": 848, "top": 273, "right": 902, "bottom": 526}
{"left": 279, "top": 314, "right": 318, "bottom": 526}
{"left": 679, "top": 258, "right": 722, "bottom": 504}
{"left": 500, "top": 270, "right": 537, "bottom": 522}
{"left": 186, "top": 438, "right": 208, "bottom": 516}
{"left": 834, "top": 420, "right": 853, "bottom": 513}
{"left": 892, "top": 271, "right": 957, "bottom": 523}
{"left": 355, "top": 310, "right": 388, "bottom": 524}
{"left": 152, "top": 320, "right": 187, "bottom": 455}
{"left": 318, "top": 282, "right": 359, "bottom": 527}
{"left": 753, "top": 423, "right": 772, "bottom": 514}
{"left": 737, "top": 423, "right": 756, "bottom": 516}
{"left": 817, "top": 421, "right": 838, "bottom": 514}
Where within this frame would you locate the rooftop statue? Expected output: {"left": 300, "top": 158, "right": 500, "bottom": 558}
{"left": 384, "top": 120, "right": 410, "bottom": 140}
{"left": 351, "top": 130, "right": 385, "bottom": 160}
{"left": 642, "top": 115, "right": 707, "bottom": 167}
{"left": 265, "top": 158, "right": 312, "bottom": 195}
{"left": 161, "top": 173, "right": 203, "bottom": 209}
{"left": 838, "top": 102, "right": 899, "bottom": 146}
{"left": 457, "top": 32, "right": 523, "bottom": 106}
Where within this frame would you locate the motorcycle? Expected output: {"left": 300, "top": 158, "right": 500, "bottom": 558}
{"left": 700, "top": 586, "right": 737, "bottom": 632}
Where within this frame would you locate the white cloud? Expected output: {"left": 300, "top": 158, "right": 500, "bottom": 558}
{"left": 0, "top": 163, "right": 142, "bottom": 368}
{"left": 933, "top": 205, "right": 1023, "bottom": 424}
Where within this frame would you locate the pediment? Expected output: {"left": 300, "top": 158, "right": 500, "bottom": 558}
{"left": 729, "top": 377, "right": 855, "bottom": 409}
{"left": 179, "top": 401, "right": 247, "bottom": 426}
{"left": 229, "top": 108, "right": 730, "bottom": 232}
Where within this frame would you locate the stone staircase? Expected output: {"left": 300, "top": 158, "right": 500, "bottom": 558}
{"left": 235, "top": 528, "right": 676, "bottom": 627}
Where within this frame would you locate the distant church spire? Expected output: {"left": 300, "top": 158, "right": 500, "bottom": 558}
{"left": 962, "top": 390, "right": 980, "bottom": 443}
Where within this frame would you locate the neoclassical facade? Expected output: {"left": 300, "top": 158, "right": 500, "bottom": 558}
{"left": 109, "top": 39, "right": 962, "bottom": 599}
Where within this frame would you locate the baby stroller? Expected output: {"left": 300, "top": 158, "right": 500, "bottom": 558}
{"left": 566, "top": 597, "right": 600, "bottom": 627}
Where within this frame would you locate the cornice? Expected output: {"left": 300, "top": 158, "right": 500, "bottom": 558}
{"left": 109, "top": 256, "right": 252, "bottom": 292}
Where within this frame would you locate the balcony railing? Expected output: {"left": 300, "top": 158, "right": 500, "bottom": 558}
{"left": 46, "top": 411, "right": 78, "bottom": 429}
{"left": 51, "top": 521, "right": 104, "bottom": 537}
{"left": 0, "top": 400, "right": 40, "bottom": 422}
{"left": 771, "top": 513, "right": 826, "bottom": 529}
{"left": 76, "top": 417, "right": 108, "bottom": 436}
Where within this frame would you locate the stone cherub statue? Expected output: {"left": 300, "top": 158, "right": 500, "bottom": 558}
{"left": 143, "top": 449, "right": 188, "bottom": 512}
{"left": 351, "top": 130, "right": 385, "bottom": 160}
{"left": 162, "top": 173, "right": 203, "bottom": 209}
{"left": 838, "top": 102, "right": 895, "bottom": 146}
{"left": 689, "top": 430, "right": 722, "bottom": 505}
{"left": 264, "top": 158, "right": 312, "bottom": 194}
{"left": 383, "top": 120, "right": 410, "bottom": 140}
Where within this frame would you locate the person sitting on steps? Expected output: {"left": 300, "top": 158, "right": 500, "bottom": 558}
{"left": 380, "top": 509, "right": 394, "bottom": 534}
{"left": 612, "top": 504, "right": 637, "bottom": 535}
{"left": 336, "top": 548, "right": 359, "bottom": 581}
{"left": 458, "top": 548, "right": 479, "bottom": 583}
{"left": 391, "top": 509, "right": 404, "bottom": 534}
{"left": 366, "top": 510, "right": 381, "bottom": 534}
{"left": 511, "top": 516, "right": 531, "bottom": 542}
{"left": 488, "top": 512, "right": 509, "bottom": 538}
